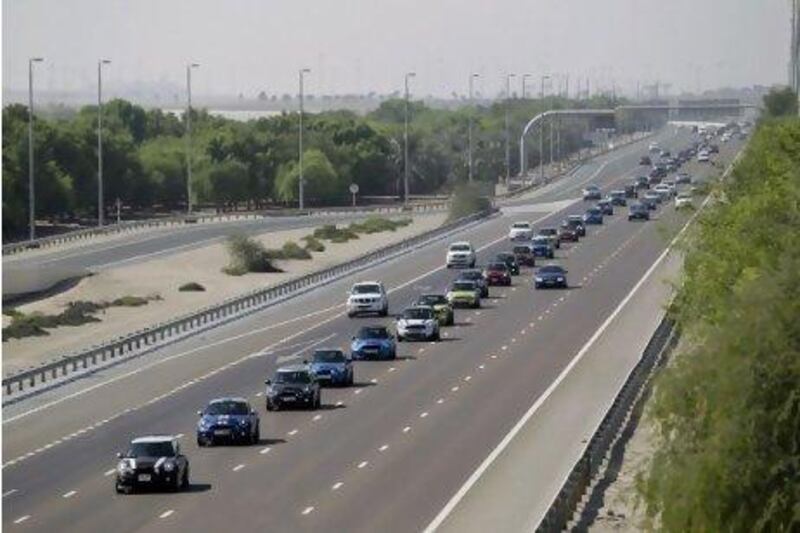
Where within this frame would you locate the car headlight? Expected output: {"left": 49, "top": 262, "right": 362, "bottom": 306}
{"left": 557, "top": 277, "right": 564, "bottom": 281}
{"left": 535, "top": 277, "right": 543, "bottom": 282}
{"left": 163, "top": 461, "right": 175, "bottom": 472}
{"left": 118, "top": 459, "right": 135, "bottom": 473}
{"left": 239, "top": 419, "right": 249, "bottom": 426}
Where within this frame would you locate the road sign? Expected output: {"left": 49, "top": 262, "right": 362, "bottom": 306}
{"left": 349, "top": 183, "right": 359, "bottom": 194}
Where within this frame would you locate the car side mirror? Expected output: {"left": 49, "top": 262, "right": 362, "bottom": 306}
{"left": 351, "top": 336, "right": 356, "bottom": 341}
{"left": 116, "top": 452, "right": 124, "bottom": 459}
{"left": 251, "top": 409, "right": 256, "bottom": 415}
{"left": 302, "top": 359, "right": 309, "bottom": 364}
{"left": 264, "top": 379, "right": 271, "bottom": 385}
{"left": 196, "top": 410, "right": 203, "bottom": 417}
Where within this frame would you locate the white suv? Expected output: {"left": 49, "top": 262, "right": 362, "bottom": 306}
{"left": 508, "top": 221, "right": 533, "bottom": 241}
{"left": 446, "top": 242, "right": 476, "bottom": 268}
{"left": 346, "top": 282, "right": 389, "bottom": 317}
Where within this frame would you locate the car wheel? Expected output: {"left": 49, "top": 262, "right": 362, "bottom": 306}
{"left": 432, "top": 330, "right": 440, "bottom": 341}
{"left": 397, "top": 335, "right": 403, "bottom": 342}
{"left": 473, "top": 300, "right": 480, "bottom": 309}
{"left": 380, "top": 307, "right": 388, "bottom": 317}
{"left": 314, "top": 394, "right": 321, "bottom": 410}
{"left": 182, "top": 467, "right": 190, "bottom": 490}
{"left": 347, "top": 311, "right": 355, "bottom": 318}
{"left": 252, "top": 424, "right": 260, "bottom": 445}
{"left": 447, "top": 313, "right": 454, "bottom": 326}
{"left": 115, "top": 482, "right": 127, "bottom": 495}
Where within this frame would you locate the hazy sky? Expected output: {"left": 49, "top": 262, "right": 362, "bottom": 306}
{"left": 2, "top": 0, "right": 792, "bottom": 101}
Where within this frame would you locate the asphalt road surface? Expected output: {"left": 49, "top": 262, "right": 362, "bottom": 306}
{"left": 2, "top": 127, "right": 742, "bottom": 532}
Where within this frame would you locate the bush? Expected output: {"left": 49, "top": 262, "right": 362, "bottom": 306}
{"left": 302, "top": 235, "right": 326, "bottom": 252}
{"left": 349, "top": 216, "right": 413, "bottom": 234}
{"left": 448, "top": 183, "right": 491, "bottom": 221}
{"left": 179, "top": 282, "right": 206, "bottom": 292}
{"left": 280, "top": 241, "right": 312, "bottom": 260}
{"left": 313, "top": 224, "right": 359, "bottom": 243}
{"left": 223, "top": 234, "right": 281, "bottom": 274}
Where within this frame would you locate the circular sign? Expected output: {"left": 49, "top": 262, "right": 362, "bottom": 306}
{"left": 349, "top": 183, "right": 360, "bottom": 194}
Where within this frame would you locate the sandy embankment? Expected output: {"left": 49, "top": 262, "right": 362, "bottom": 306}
{"left": 3, "top": 214, "right": 446, "bottom": 376}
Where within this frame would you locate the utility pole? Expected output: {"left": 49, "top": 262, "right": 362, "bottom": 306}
{"left": 185, "top": 62, "right": 199, "bottom": 214}
{"left": 97, "top": 59, "right": 111, "bottom": 226}
{"left": 403, "top": 71, "right": 416, "bottom": 205}
{"left": 521, "top": 74, "right": 531, "bottom": 99}
{"left": 539, "top": 75, "right": 549, "bottom": 183}
{"left": 504, "top": 73, "right": 516, "bottom": 184}
{"left": 28, "top": 57, "right": 44, "bottom": 241}
{"left": 565, "top": 74, "right": 569, "bottom": 99}
{"left": 298, "top": 68, "right": 311, "bottom": 209}
{"left": 468, "top": 73, "right": 479, "bottom": 182}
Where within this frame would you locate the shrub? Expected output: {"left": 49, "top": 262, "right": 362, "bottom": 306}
{"left": 302, "top": 235, "right": 326, "bottom": 252}
{"left": 313, "top": 224, "right": 360, "bottom": 243}
{"left": 280, "top": 241, "right": 312, "bottom": 259}
{"left": 448, "top": 183, "right": 491, "bottom": 221}
{"left": 223, "top": 234, "right": 281, "bottom": 274}
{"left": 349, "top": 216, "right": 413, "bottom": 234}
{"left": 179, "top": 282, "right": 206, "bottom": 292}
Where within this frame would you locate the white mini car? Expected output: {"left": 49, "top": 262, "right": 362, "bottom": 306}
{"left": 396, "top": 306, "right": 440, "bottom": 342}
{"left": 675, "top": 192, "right": 693, "bottom": 209}
{"left": 508, "top": 221, "right": 533, "bottom": 241}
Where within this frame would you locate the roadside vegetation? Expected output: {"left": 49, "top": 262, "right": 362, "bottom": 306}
{"left": 638, "top": 106, "right": 800, "bottom": 530}
{"left": 447, "top": 183, "right": 492, "bottom": 221}
{"left": 3, "top": 295, "right": 161, "bottom": 340}
{"left": 2, "top": 95, "right": 631, "bottom": 239}
{"left": 178, "top": 282, "right": 206, "bottom": 292}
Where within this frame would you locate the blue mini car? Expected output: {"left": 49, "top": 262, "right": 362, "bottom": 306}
{"left": 351, "top": 325, "right": 397, "bottom": 360}
{"left": 308, "top": 348, "right": 354, "bottom": 386}
{"left": 582, "top": 207, "right": 604, "bottom": 225}
{"left": 530, "top": 236, "right": 555, "bottom": 259}
{"left": 196, "top": 397, "right": 260, "bottom": 446}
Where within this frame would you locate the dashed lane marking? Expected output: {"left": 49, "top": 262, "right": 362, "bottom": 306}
{"left": 312, "top": 414, "right": 322, "bottom": 421}
{"left": 420, "top": 412, "right": 429, "bottom": 418}
{"left": 288, "top": 429, "right": 299, "bottom": 436}
{"left": 403, "top": 426, "right": 411, "bottom": 433}
{"left": 13, "top": 516, "right": 30, "bottom": 524}
{"left": 62, "top": 490, "right": 77, "bottom": 498}
{"left": 104, "top": 468, "right": 116, "bottom": 476}
{"left": 379, "top": 444, "right": 389, "bottom": 452}
{"left": 259, "top": 447, "right": 271, "bottom": 455}
{"left": 159, "top": 510, "right": 174, "bottom": 519}
{"left": 3, "top": 489, "right": 18, "bottom": 497}
{"left": 332, "top": 482, "right": 344, "bottom": 491}
{"left": 302, "top": 507, "right": 315, "bottom": 516}
{"left": 232, "top": 464, "right": 245, "bottom": 472}
{"left": 357, "top": 461, "right": 369, "bottom": 469}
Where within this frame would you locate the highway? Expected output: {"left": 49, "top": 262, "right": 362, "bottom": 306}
{"left": 2, "top": 127, "right": 742, "bottom": 532}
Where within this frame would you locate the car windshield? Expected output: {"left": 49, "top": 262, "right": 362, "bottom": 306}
{"left": 356, "top": 326, "right": 390, "bottom": 339}
{"left": 402, "top": 308, "right": 433, "bottom": 320}
{"left": 610, "top": 191, "right": 624, "bottom": 197}
{"left": 587, "top": 208, "right": 601, "bottom": 215}
{"left": 585, "top": 185, "right": 599, "bottom": 191}
{"left": 451, "top": 281, "right": 476, "bottom": 291}
{"left": 539, "top": 266, "right": 565, "bottom": 274}
{"left": 459, "top": 271, "right": 482, "bottom": 280}
{"left": 352, "top": 284, "right": 380, "bottom": 294}
{"left": 128, "top": 441, "right": 175, "bottom": 457}
{"left": 313, "top": 350, "right": 346, "bottom": 363}
{"left": 487, "top": 263, "right": 507, "bottom": 271}
{"left": 513, "top": 246, "right": 532, "bottom": 253}
{"left": 450, "top": 244, "right": 471, "bottom": 252}
{"left": 631, "top": 204, "right": 646, "bottom": 211}
{"left": 511, "top": 223, "right": 530, "bottom": 229}
{"left": 496, "top": 253, "right": 513, "bottom": 261}
{"left": 275, "top": 371, "right": 311, "bottom": 384}
{"left": 531, "top": 237, "right": 549, "bottom": 245}
{"left": 539, "top": 228, "right": 557, "bottom": 236}
{"left": 417, "top": 295, "right": 446, "bottom": 306}
{"left": 205, "top": 401, "right": 249, "bottom": 416}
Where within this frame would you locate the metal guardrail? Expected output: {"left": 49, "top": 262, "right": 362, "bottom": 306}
{"left": 2, "top": 201, "right": 449, "bottom": 256}
{"left": 535, "top": 317, "right": 678, "bottom": 532}
{"left": 2, "top": 209, "right": 490, "bottom": 403}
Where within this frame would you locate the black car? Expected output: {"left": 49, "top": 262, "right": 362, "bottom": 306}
{"left": 265, "top": 365, "right": 321, "bottom": 411}
{"left": 597, "top": 199, "right": 614, "bottom": 216}
{"left": 628, "top": 202, "right": 650, "bottom": 221}
{"left": 458, "top": 269, "right": 489, "bottom": 297}
{"left": 494, "top": 252, "right": 520, "bottom": 275}
{"left": 534, "top": 265, "right": 568, "bottom": 289}
{"left": 607, "top": 191, "right": 627, "bottom": 207}
{"left": 623, "top": 184, "right": 637, "bottom": 198}
{"left": 115, "top": 436, "right": 189, "bottom": 494}
{"left": 639, "top": 155, "right": 651, "bottom": 166}
{"left": 635, "top": 176, "right": 650, "bottom": 189}
{"left": 565, "top": 215, "right": 586, "bottom": 236}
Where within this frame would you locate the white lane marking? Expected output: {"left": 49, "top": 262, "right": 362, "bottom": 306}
{"left": 354, "top": 389, "right": 363, "bottom": 395}
{"left": 312, "top": 414, "right": 322, "bottom": 421}
{"left": 451, "top": 386, "right": 459, "bottom": 392}
{"left": 511, "top": 338, "right": 516, "bottom": 343}
{"left": 302, "top": 506, "right": 315, "bottom": 515}
{"left": 62, "top": 490, "right": 77, "bottom": 498}
{"left": 475, "top": 311, "right": 482, "bottom": 316}
{"left": 104, "top": 468, "right": 117, "bottom": 477}
{"left": 420, "top": 412, "right": 429, "bottom": 418}
{"left": 357, "top": 461, "right": 369, "bottom": 469}
{"left": 288, "top": 429, "right": 298, "bottom": 436}
{"left": 159, "top": 510, "right": 174, "bottom": 519}
{"left": 175, "top": 433, "right": 184, "bottom": 439}
{"left": 3, "top": 489, "right": 18, "bottom": 497}
{"left": 478, "top": 364, "right": 485, "bottom": 370}
{"left": 418, "top": 348, "right": 426, "bottom": 353}
{"left": 422, "top": 191, "right": 703, "bottom": 532}
{"left": 490, "top": 355, "right": 498, "bottom": 359}
{"left": 335, "top": 401, "right": 344, "bottom": 407}
{"left": 370, "top": 378, "right": 378, "bottom": 384}
{"left": 403, "top": 426, "right": 411, "bottom": 433}
{"left": 379, "top": 444, "right": 389, "bottom": 452}
{"left": 232, "top": 464, "right": 245, "bottom": 472}
{"left": 255, "top": 392, "right": 264, "bottom": 397}
{"left": 13, "top": 515, "right": 30, "bottom": 524}
{"left": 259, "top": 447, "right": 271, "bottom": 455}
{"left": 332, "top": 482, "right": 344, "bottom": 491}
{"left": 437, "top": 398, "right": 445, "bottom": 404}
{"left": 464, "top": 376, "right": 472, "bottom": 382}
{"left": 388, "top": 367, "right": 396, "bottom": 372}
{"left": 501, "top": 345, "right": 508, "bottom": 351}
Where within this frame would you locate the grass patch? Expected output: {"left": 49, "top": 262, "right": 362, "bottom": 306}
{"left": 349, "top": 216, "right": 412, "bottom": 234}
{"left": 179, "top": 282, "right": 206, "bottom": 292}
{"left": 223, "top": 234, "right": 282, "bottom": 275}
{"left": 302, "top": 235, "right": 326, "bottom": 252}
{"left": 313, "top": 224, "right": 360, "bottom": 243}
{"left": 2, "top": 295, "right": 160, "bottom": 341}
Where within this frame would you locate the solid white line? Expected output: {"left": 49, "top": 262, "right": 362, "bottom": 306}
{"left": 423, "top": 180, "right": 706, "bottom": 532}
{"left": 3, "top": 489, "right": 18, "bottom": 497}
{"left": 62, "top": 490, "right": 77, "bottom": 498}
{"left": 159, "top": 510, "right": 174, "bottom": 519}
{"left": 13, "top": 515, "right": 30, "bottom": 524}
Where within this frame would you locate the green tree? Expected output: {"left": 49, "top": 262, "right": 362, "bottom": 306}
{"left": 273, "top": 149, "right": 341, "bottom": 205}
{"left": 763, "top": 87, "right": 798, "bottom": 118}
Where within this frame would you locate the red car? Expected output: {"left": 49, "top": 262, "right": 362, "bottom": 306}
{"left": 483, "top": 262, "right": 511, "bottom": 286}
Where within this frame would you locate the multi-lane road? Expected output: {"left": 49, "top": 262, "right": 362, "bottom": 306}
{"left": 2, "top": 127, "right": 743, "bottom": 532}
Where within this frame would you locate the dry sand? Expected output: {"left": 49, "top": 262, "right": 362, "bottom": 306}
{"left": 2, "top": 214, "right": 446, "bottom": 375}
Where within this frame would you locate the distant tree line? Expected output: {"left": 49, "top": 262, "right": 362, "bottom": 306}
{"left": 2, "top": 94, "right": 624, "bottom": 238}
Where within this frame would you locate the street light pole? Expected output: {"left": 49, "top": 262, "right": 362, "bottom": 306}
{"left": 298, "top": 68, "right": 311, "bottom": 209}
{"left": 185, "top": 62, "right": 199, "bottom": 214}
{"left": 504, "top": 73, "right": 516, "bottom": 184}
{"left": 403, "top": 72, "right": 416, "bottom": 205}
{"left": 521, "top": 74, "right": 531, "bottom": 99}
{"left": 28, "top": 57, "right": 44, "bottom": 241}
{"left": 97, "top": 59, "right": 111, "bottom": 227}
{"left": 539, "top": 75, "right": 549, "bottom": 183}
{"left": 468, "top": 73, "right": 479, "bottom": 183}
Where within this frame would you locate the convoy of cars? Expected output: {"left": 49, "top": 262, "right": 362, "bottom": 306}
{"left": 117, "top": 132, "right": 717, "bottom": 495}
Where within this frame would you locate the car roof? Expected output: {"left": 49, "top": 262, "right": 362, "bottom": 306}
{"left": 314, "top": 347, "right": 344, "bottom": 353}
{"left": 209, "top": 397, "right": 248, "bottom": 404}
{"left": 353, "top": 281, "right": 381, "bottom": 286}
{"left": 404, "top": 305, "right": 433, "bottom": 311}
{"left": 452, "top": 279, "right": 477, "bottom": 286}
{"left": 419, "top": 293, "right": 446, "bottom": 298}
{"left": 277, "top": 364, "right": 310, "bottom": 373}
{"left": 450, "top": 241, "right": 472, "bottom": 246}
{"left": 131, "top": 435, "right": 176, "bottom": 444}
